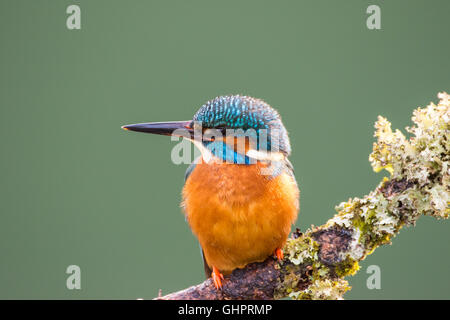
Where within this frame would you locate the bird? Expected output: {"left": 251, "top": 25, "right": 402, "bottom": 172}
{"left": 122, "top": 95, "right": 299, "bottom": 289}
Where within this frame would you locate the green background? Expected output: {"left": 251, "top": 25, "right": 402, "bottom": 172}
{"left": 1, "top": 0, "right": 449, "bottom": 299}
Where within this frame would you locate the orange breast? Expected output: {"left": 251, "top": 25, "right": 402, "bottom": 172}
{"left": 182, "top": 161, "right": 299, "bottom": 274}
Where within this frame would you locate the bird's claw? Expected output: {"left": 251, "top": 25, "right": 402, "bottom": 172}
{"left": 274, "top": 248, "right": 284, "bottom": 261}
{"left": 211, "top": 266, "right": 224, "bottom": 290}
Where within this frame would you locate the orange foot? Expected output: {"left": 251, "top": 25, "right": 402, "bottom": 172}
{"left": 211, "top": 266, "right": 224, "bottom": 290}
{"left": 274, "top": 248, "right": 284, "bottom": 261}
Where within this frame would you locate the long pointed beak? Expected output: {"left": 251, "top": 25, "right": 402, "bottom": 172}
{"left": 121, "top": 121, "right": 193, "bottom": 138}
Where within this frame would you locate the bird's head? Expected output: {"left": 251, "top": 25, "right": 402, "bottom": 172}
{"left": 122, "top": 95, "right": 291, "bottom": 164}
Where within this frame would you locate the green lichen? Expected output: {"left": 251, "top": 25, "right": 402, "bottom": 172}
{"left": 280, "top": 92, "right": 449, "bottom": 300}
{"left": 334, "top": 256, "right": 360, "bottom": 278}
{"left": 289, "top": 279, "right": 351, "bottom": 300}
{"left": 285, "top": 235, "right": 319, "bottom": 266}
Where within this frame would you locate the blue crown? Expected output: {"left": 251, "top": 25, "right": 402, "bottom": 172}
{"left": 192, "top": 95, "right": 291, "bottom": 156}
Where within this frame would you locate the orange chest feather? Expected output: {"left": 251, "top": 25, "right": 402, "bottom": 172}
{"left": 182, "top": 162, "right": 299, "bottom": 273}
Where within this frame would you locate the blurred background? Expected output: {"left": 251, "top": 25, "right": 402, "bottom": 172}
{"left": 0, "top": 0, "right": 449, "bottom": 299}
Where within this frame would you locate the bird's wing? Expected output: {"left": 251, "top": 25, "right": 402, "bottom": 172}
{"left": 200, "top": 246, "right": 212, "bottom": 278}
{"left": 184, "top": 157, "right": 201, "bottom": 182}
{"left": 186, "top": 158, "right": 211, "bottom": 278}
{"left": 184, "top": 163, "right": 196, "bottom": 182}
{"left": 284, "top": 157, "right": 294, "bottom": 174}
{"left": 283, "top": 158, "right": 296, "bottom": 178}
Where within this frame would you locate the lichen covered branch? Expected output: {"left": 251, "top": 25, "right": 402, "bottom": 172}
{"left": 156, "top": 93, "right": 450, "bottom": 300}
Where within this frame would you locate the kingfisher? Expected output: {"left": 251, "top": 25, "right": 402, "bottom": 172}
{"left": 122, "top": 95, "right": 299, "bottom": 289}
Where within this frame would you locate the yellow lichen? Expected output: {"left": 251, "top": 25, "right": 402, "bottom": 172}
{"left": 290, "top": 279, "right": 351, "bottom": 300}
{"left": 282, "top": 93, "right": 449, "bottom": 300}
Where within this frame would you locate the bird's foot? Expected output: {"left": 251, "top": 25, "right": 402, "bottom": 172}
{"left": 274, "top": 248, "right": 284, "bottom": 261}
{"left": 211, "top": 266, "right": 224, "bottom": 290}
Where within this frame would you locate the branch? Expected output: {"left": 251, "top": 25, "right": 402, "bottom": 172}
{"left": 156, "top": 92, "right": 450, "bottom": 300}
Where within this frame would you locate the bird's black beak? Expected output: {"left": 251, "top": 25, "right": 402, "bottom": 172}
{"left": 122, "top": 121, "right": 194, "bottom": 139}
